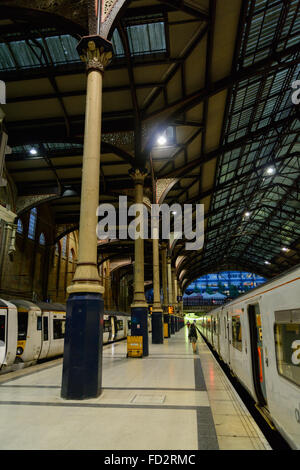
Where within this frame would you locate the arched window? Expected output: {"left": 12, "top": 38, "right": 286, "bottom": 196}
{"left": 39, "top": 233, "right": 46, "bottom": 246}
{"left": 62, "top": 236, "right": 67, "bottom": 257}
{"left": 28, "top": 207, "right": 37, "bottom": 240}
{"left": 17, "top": 219, "right": 23, "bottom": 234}
{"left": 55, "top": 243, "right": 60, "bottom": 255}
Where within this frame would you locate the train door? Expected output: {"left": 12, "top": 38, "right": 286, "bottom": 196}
{"left": 103, "top": 316, "right": 111, "bottom": 343}
{"left": 0, "top": 309, "right": 7, "bottom": 367}
{"left": 211, "top": 317, "right": 214, "bottom": 347}
{"left": 50, "top": 312, "right": 66, "bottom": 357}
{"left": 39, "top": 313, "right": 50, "bottom": 359}
{"left": 110, "top": 316, "right": 117, "bottom": 341}
{"left": 216, "top": 314, "right": 220, "bottom": 354}
{"left": 248, "top": 304, "right": 268, "bottom": 406}
{"left": 226, "top": 312, "right": 231, "bottom": 365}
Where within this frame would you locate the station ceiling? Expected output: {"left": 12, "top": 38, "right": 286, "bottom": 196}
{"left": 0, "top": 0, "right": 299, "bottom": 289}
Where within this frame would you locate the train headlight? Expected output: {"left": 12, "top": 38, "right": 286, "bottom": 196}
{"left": 17, "top": 347, "right": 23, "bottom": 355}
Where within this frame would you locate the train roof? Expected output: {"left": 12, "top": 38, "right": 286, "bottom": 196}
{"left": 104, "top": 310, "right": 131, "bottom": 317}
{"left": 0, "top": 299, "right": 17, "bottom": 309}
{"left": 36, "top": 302, "right": 66, "bottom": 312}
{"left": 9, "top": 299, "right": 40, "bottom": 310}
{"left": 8, "top": 300, "right": 66, "bottom": 311}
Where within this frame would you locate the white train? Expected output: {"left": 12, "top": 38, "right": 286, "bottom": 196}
{"left": 197, "top": 265, "right": 300, "bottom": 450}
{"left": 0, "top": 299, "right": 148, "bottom": 373}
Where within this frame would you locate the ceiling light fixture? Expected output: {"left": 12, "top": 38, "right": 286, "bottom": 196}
{"left": 264, "top": 260, "right": 271, "bottom": 265}
{"left": 281, "top": 247, "right": 290, "bottom": 252}
{"left": 244, "top": 211, "right": 251, "bottom": 217}
{"left": 266, "top": 166, "right": 275, "bottom": 175}
{"left": 157, "top": 135, "right": 167, "bottom": 146}
{"left": 29, "top": 148, "right": 38, "bottom": 155}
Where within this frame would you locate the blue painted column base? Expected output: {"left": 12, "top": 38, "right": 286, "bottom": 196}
{"left": 61, "top": 293, "right": 103, "bottom": 400}
{"left": 151, "top": 311, "right": 164, "bottom": 344}
{"left": 170, "top": 315, "right": 175, "bottom": 334}
{"left": 131, "top": 306, "right": 149, "bottom": 356}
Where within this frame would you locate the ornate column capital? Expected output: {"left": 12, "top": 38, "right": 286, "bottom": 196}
{"left": 129, "top": 167, "right": 148, "bottom": 185}
{"left": 77, "top": 35, "right": 113, "bottom": 72}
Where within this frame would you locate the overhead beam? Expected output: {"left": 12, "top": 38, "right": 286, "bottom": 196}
{"left": 157, "top": 1, "right": 209, "bottom": 21}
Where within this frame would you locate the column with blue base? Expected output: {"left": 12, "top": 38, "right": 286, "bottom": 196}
{"left": 151, "top": 213, "right": 163, "bottom": 344}
{"left": 172, "top": 267, "right": 179, "bottom": 332}
{"left": 61, "top": 293, "right": 103, "bottom": 399}
{"left": 61, "top": 35, "right": 112, "bottom": 400}
{"left": 170, "top": 314, "right": 175, "bottom": 334}
{"left": 161, "top": 244, "right": 170, "bottom": 338}
{"left": 130, "top": 168, "right": 149, "bottom": 356}
{"left": 167, "top": 255, "right": 174, "bottom": 335}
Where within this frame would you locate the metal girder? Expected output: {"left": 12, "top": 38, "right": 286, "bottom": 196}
{"left": 157, "top": 1, "right": 209, "bottom": 21}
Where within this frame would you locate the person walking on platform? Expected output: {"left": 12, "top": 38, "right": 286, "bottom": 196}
{"left": 188, "top": 320, "right": 198, "bottom": 353}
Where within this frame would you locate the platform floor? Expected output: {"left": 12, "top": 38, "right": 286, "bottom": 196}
{"left": 0, "top": 328, "right": 271, "bottom": 450}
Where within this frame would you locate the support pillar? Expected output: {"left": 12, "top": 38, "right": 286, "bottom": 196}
{"left": 172, "top": 268, "right": 179, "bottom": 332}
{"left": 167, "top": 256, "right": 175, "bottom": 335}
{"left": 151, "top": 235, "right": 163, "bottom": 344}
{"left": 61, "top": 36, "right": 112, "bottom": 400}
{"left": 161, "top": 243, "right": 170, "bottom": 338}
{"left": 130, "top": 169, "right": 149, "bottom": 356}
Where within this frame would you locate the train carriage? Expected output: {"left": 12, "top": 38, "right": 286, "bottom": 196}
{"left": 0, "top": 301, "right": 138, "bottom": 371}
{"left": 0, "top": 299, "right": 18, "bottom": 370}
{"left": 36, "top": 302, "right": 66, "bottom": 360}
{"left": 9, "top": 300, "right": 66, "bottom": 364}
{"left": 10, "top": 300, "right": 43, "bottom": 365}
{"left": 198, "top": 265, "right": 300, "bottom": 450}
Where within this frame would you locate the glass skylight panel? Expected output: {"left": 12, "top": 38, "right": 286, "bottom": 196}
{"left": 45, "top": 35, "right": 80, "bottom": 64}
{"left": 10, "top": 39, "right": 47, "bottom": 68}
{"left": 0, "top": 34, "right": 80, "bottom": 71}
{"left": 127, "top": 22, "right": 166, "bottom": 56}
{"left": 0, "top": 43, "right": 15, "bottom": 70}
{"left": 111, "top": 29, "right": 125, "bottom": 57}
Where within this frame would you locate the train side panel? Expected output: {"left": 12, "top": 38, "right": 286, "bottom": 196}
{"left": 47, "top": 310, "right": 66, "bottom": 358}
{"left": 259, "top": 284, "right": 300, "bottom": 450}
{"left": 18, "top": 307, "right": 42, "bottom": 363}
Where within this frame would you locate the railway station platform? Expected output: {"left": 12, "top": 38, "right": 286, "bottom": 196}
{"left": 0, "top": 328, "right": 271, "bottom": 451}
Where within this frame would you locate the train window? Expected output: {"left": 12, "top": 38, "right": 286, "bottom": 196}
{"left": 18, "top": 312, "right": 28, "bottom": 340}
{"left": 103, "top": 320, "right": 111, "bottom": 332}
{"left": 128, "top": 320, "right": 132, "bottom": 329}
{"left": 275, "top": 323, "right": 300, "bottom": 387}
{"left": 232, "top": 315, "right": 242, "bottom": 351}
{"left": 53, "top": 319, "right": 65, "bottom": 339}
{"left": 224, "top": 317, "right": 227, "bottom": 339}
{"left": 37, "top": 316, "right": 42, "bottom": 331}
{"left": 117, "top": 320, "right": 124, "bottom": 330}
{"left": 43, "top": 317, "right": 49, "bottom": 341}
{"left": 0, "top": 315, "right": 5, "bottom": 342}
